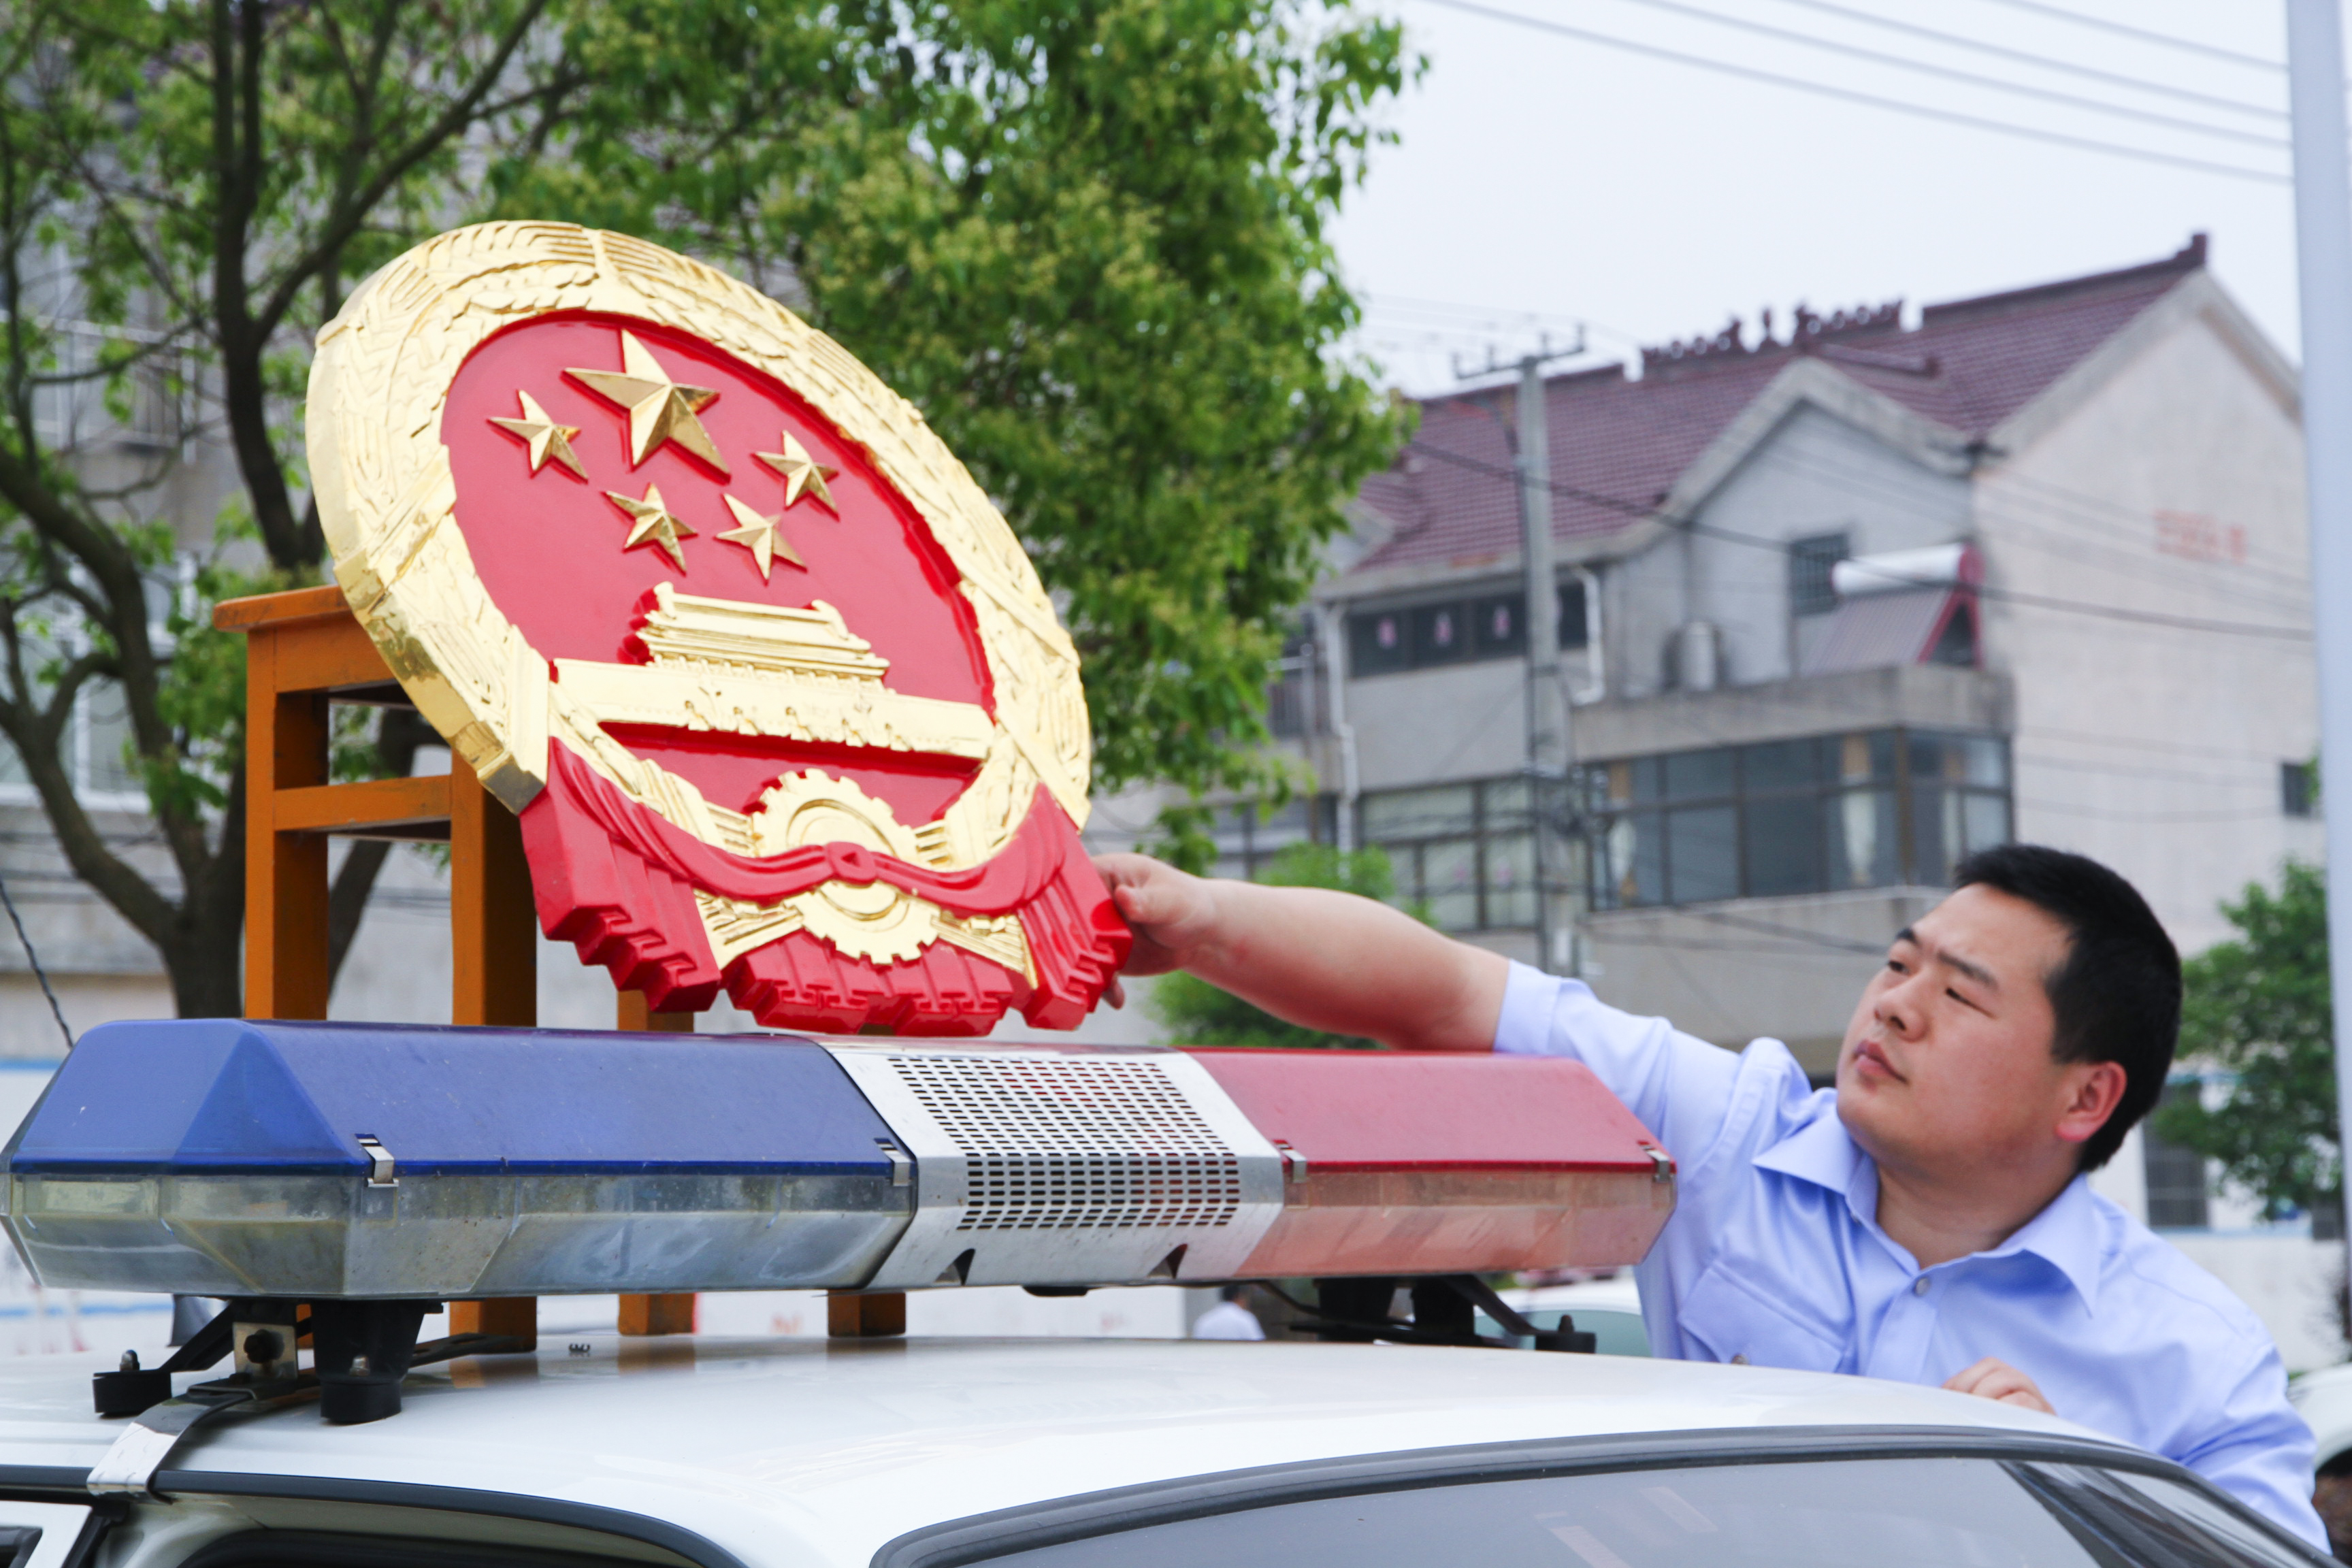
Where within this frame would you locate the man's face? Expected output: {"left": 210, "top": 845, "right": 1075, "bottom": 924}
{"left": 1835, "top": 884, "right": 2085, "bottom": 1181}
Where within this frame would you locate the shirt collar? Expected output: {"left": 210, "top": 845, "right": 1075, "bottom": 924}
{"left": 1754, "top": 1109, "right": 2105, "bottom": 1309}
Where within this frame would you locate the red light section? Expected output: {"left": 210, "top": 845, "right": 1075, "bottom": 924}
{"left": 1187, "top": 1049, "right": 1678, "bottom": 1278}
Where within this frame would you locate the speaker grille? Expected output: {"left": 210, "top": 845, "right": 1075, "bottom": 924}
{"left": 882, "top": 1054, "right": 1244, "bottom": 1232}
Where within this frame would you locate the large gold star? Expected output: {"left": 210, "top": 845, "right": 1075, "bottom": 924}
{"left": 718, "top": 493, "right": 806, "bottom": 581}
{"left": 604, "top": 483, "right": 697, "bottom": 571}
{"left": 566, "top": 331, "right": 729, "bottom": 474}
{"left": 487, "top": 390, "right": 586, "bottom": 478}
{"left": 755, "top": 431, "right": 839, "bottom": 512}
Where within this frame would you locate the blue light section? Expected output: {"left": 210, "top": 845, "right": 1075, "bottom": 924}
{"left": 4, "top": 1020, "right": 902, "bottom": 1177}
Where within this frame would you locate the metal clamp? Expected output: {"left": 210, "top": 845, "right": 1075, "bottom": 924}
{"left": 875, "top": 1139, "right": 911, "bottom": 1190}
{"left": 1644, "top": 1146, "right": 1673, "bottom": 1183}
{"left": 355, "top": 1135, "right": 397, "bottom": 1187}
{"left": 1273, "top": 1141, "right": 1309, "bottom": 1186}
{"left": 87, "top": 1390, "right": 256, "bottom": 1496}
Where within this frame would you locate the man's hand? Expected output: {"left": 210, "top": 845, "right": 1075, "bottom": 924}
{"left": 1944, "top": 1358, "right": 2054, "bottom": 1415}
{"left": 1085, "top": 851, "right": 1507, "bottom": 1051}
{"left": 1093, "top": 854, "right": 1220, "bottom": 979}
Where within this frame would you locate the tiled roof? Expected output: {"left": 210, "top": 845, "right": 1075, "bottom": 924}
{"left": 1351, "top": 238, "right": 2210, "bottom": 579}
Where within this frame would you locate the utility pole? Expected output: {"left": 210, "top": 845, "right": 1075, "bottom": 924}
{"left": 2285, "top": 0, "right": 2352, "bottom": 1260}
{"left": 1456, "top": 331, "right": 1586, "bottom": 972}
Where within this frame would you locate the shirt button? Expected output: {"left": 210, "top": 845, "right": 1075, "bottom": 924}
{"left": 1912, "top": 1276, "right": 1931, "bottom": 1296}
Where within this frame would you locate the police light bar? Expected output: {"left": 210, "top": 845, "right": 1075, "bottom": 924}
{"left": 0, "top": 1020, "right": 1674, "bottom": 1302}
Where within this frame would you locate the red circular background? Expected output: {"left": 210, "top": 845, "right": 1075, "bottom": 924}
{"left": 441, "top": 312, "right": 996, "bottom": 827}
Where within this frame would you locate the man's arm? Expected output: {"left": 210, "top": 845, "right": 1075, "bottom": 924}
{"left": 1093, "top": 853, "right": 1507, "bottom": 1053}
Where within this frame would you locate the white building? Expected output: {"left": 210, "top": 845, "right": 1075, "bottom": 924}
{"left": 1301, "top": 236, "right": 2335, "bottom": 1365}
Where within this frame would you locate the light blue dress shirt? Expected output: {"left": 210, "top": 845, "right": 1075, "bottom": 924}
{"left": 1495, "top": 962, "right": 2328, "bottom": 1549}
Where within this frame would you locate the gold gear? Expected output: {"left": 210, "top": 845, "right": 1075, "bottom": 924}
{"left": 751, "top": 772, "right": 934, "bottom": 966}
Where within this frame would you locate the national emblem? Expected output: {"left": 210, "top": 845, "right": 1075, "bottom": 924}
{"left": 306, "top": 223, "right": 1127, "bottom": 1032}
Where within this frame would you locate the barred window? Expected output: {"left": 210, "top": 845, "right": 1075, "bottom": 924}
{"left": 1358, "top": 777, "right": 1540, "bottom": 933}
{"left": 1788, "top": 532, "right": 1850, "bottom": 619}
{"left": 1586, "top": 729, "right": 2010, "bottom": 909}
{"left": 1348, "top": 585, "right": 1589, "bottom": 679}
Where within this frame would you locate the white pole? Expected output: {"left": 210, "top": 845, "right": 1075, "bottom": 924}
{"left": 2285, "top": 0, "right": 2352, "bottom": 1258}
{"left": 1520, "top": 355, "right": 1562, "bottom": 973}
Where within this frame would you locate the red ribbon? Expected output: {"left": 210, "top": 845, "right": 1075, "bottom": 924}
{"left": 521, "top": 742, "right": 1128, "bottom": 1030}
{"left": 546, "top": 741, "right": 1072, "bottom": 916}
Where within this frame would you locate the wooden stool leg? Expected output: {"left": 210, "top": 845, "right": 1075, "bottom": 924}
{"left": 617, "top": 991, "right": 696, "bottom": 1336}
{"left": 449, "top": 764, "right": 540, "bottom": 1348}
{"left": 828, "top": 1293, "right": 906, "bottom": 1339}
{"left": 449, "top": 1296, "right": 538, "bottom": 1348}
{"left": 451, "top": 764, "right": 536, "bottom": 1028}
{"left": 245, "top": 630, "right": 330, "bottom": 1020}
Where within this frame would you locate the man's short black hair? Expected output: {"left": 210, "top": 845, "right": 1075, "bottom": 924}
{"left": 1951, "top": 843, "right": 2180, "bottom": 1171}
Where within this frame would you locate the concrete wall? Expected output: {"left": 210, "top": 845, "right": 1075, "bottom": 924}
{"left": 1985, "top": 301, "right": 2319, "bottom": 954}
{"left": 1610, "top": 402, "right": 1973, "bottom": 702}
{"left": 1572, "top": 664, "right": 2010, "bottom": 764}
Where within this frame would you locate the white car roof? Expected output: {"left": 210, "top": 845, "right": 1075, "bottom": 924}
{"left": 0, "top": 1335, "right": 2126, "bottom": 1568}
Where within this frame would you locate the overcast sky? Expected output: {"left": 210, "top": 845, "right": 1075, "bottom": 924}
{"left": 1329, "top": 0, "right": 2315, "bottom": 395}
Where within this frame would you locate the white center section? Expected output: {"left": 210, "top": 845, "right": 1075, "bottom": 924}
{"left": 826, "top": 1045, "right": 1281, "bottom": 1290}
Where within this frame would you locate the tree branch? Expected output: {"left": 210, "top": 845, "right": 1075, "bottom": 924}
{"left": 252, "top": 0, "right": 554, "bottom": 342}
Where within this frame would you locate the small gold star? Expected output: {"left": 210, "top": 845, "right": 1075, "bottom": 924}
{"left": 487, "top": 391, "right": 586, "bottom": 478}
{"left": 719, "top": 493, "right": 805, "bottom": 581}
{"left": 604, "top": 483, "right": 697, "bottom": 571}
{"left": 755, "top": 431, "right": 839, "bottom": 512}
{"left": 566, "top": 331, "right": 729, "bottom": 474}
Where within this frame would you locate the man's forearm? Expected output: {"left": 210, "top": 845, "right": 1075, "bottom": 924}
{"left": 1174, "top": 880, "right": 1507, "bottom": 1052}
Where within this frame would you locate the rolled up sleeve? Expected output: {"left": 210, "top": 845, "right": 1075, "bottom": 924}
{"left": 1492, "top": 961, "right": 1746, "bottom": 1169}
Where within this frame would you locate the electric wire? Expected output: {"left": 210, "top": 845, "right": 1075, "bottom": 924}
{"left": 1964, "top": 0, "right": 2285, "bottom": 75}
{"left": 1599, "top": 0, "right": 2287, "bottom": 148}
{"left": 1399, "top": 437, "right": 2313, "bottom": 640}
{"left": 0, "top": 870, "right": 73, "bottom": 1051}
{"left": 1754, "top": 0, "right": 2285, "bottom": 120}
{"left": 1392, "top": 303, "right": 2319, "bottom": 610}
{"left": 1408, "top": 0, "right": 2291, "bottom": 184}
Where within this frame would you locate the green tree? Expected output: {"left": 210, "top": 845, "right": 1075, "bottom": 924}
{"left": 1150, "top": 842, "right": 1418, "bottom": 1048}
{"left": 0, "top": 0, "right": 1409, "bottom": 1016}
{"left": 2155, "top": 861, "right": 2338, "bottom": 1223}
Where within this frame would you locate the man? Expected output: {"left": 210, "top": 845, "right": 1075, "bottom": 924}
{"left": 1095, "top": 843, "right": 2326, "bottom": 1546}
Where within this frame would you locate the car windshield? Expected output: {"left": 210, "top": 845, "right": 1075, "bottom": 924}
{"left": 975, "top": 1456, "right": 2315, "bottom": 1568}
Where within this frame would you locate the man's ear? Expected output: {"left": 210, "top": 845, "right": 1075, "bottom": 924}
{"left": 2054, "top": 1060, "right": 2129, "bottom": 1147}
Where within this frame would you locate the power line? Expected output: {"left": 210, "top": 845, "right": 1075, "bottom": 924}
{"left": 1761, "top": 0, "right": 2286, "bottom": 120}
{"left": 1362, "top": 292, "right": 2317, "bottom": 614}
{"left": 1966, "top": 0, "right": 2286, "bottom": 75}
{"left": 1409, "top": 0, "right": 2292, "bottom": 185}
{"left": 1603, "top": 0, "right": 2287, "bottom": 149}
{"left": 1442, "top": 307, "right": 2321, "bottom": 609}
{"left": 1399, "top": 436, "right": 2314, "bottom": 641}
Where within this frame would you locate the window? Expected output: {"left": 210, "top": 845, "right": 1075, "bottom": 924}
{"left": 1207, "top": 796, "right": 1337, "bottom": 884}
{"left": 1359, "top": 777, "right": 1555, "bottom": 934}
{"left": 1788, "top": 532, "right": 1850, "bottom": 618}
{"left": 2142, "top": 1085, "right": 2210, "bottom": 1230}
{"left": 1587, "top": 729, "right": 2010, "bottom": 909}
{"left": 964, "top": 1454, "right": 2312, "bottom": 1568}
{"left": 1347, "top": 583, "right": 1590, "bottom": 679}
{"left": 1267, "top": 625, "right": 1320, "bottom": 739}
{"left": 1409, "top": 602, "right": 1469, "bottom": 667}
{"left": 2283, "top": 760, "right": 2318, "bottom": 819}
